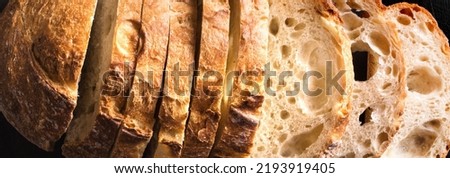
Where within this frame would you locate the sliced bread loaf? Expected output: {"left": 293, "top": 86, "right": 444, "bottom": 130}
{"left": 328, "top": 0, "right": 406, "bottom": 158}
{"left": 110, "top": 0, "right": 170, "bottom": 158}
{"left": 250, "top": 0, "right": 354, "bottom": 158}
{"left": 382, "top": 3, "right": 450, "bottom": 158}
{"left": 153, "top": 0, "right": 198, "bottom": 158}
{"left": 63, "top": 0, "right": 141, "bottom": 157}
{"left": 0, "top": 0, "right": 97, "bottom": 151}
{"left": 210, "top": 0, "right": 269, "bottom": 158}
{"left": 181, "top": 0, "right": 230, "bottom": 158}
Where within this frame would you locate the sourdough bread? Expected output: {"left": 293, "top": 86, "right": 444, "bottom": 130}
{"left": 0, "top": 0, "right": 97, "bottom": 151}
{"left": 181, "top": 0, "right": 230, "bottom": 158}
{"left": 63, "top": 0, "right": 141, "bottom": 157}
{"left": 154, "top": 0, "right": 197, "bottom": 158}
{"left": 382, "top": 3, "right": 450, "bottom": 158}
{"left": 328, "top": 0, "right": 406, "bottom": 158}
{"left": 110, "top": 0, "right": 170, "bottom": 158}
{"left": 250, "top": 0, "right": 354, "bottom": 158}
{"left": 210, "top": 0, "right": 269, "bottom": 158}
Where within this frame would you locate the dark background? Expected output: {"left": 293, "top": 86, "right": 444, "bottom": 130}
{"left": 0, "top": 0, "right": 449, "bottom": 158}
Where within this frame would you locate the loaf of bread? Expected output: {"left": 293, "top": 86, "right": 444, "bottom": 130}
{"left": 325, "top": 0, "right": 406, "bottom": 158}
{"left": 250, "top": 0, "right": 354, "bottom": 158}
{"left": 154, "top": 0, "right": 197, "bottom": 158}
{"left": 383, "top": 3, "right": 450, "bottom": 158}
{"left": 0, "top": 0, "right": 97, "bottom": 151}
{"left": 2, "top": 0, "right": 450, "bottom": 158}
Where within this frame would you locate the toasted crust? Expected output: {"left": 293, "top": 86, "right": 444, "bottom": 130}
{"left": 0, "top": 0, "right": 96, "bottom": 151}
{"left": 110, "top": 0, "right": 170, "bottom": 158}
{"left": 154, "top": 0, "right": 198, "bottom": 158}
{"left": 63, "top": 0, "right": 142, "bottom": 157}
{"left": 181, "top": 0, "right": 230, "bottom": 158}
{"left": 210, "top": 0, "right": 269, "bottom": 158}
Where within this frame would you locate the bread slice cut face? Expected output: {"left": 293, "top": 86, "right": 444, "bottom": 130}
{"left": 250, "top": 0, "right": 354, "bottom": 158}
{"left": 383, "top": 3, "right": 450, "bottom": 158}
{"left": 0, "top": 0, "right": 97, "bottom": 151}
{"left": 329, "top": 0, "right": 406, "bottom": 158}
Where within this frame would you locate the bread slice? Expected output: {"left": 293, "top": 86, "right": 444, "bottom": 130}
{"left": 327, "top": 0, "right": 406, "bottom": 158}
{"left": 181, "top": 0, "right": 230, "bottom": 158}
{"left": 250, "top": 0, "right": 354, "bottom": 158}
{"left": 153, "top": 0, "right": 197, "bottom": 158}
{"left": 110, "top": 0, "right": 170, "bottom": 158}
{"left": 0, "top": 0, "right": 97, "bottom": 151}
{"left": 62, "top": 0, "right": 142, "bottom": 157}
{"left": 382, "top": 3, "right": 450, "bottom": 158}
{"left": 209, "top": 0, "right": 269, "bottom": 158}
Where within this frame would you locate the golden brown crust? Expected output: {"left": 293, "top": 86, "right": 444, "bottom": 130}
{"left": 154, "top": 0, "right": 197, "bottom": 158}
{"left": 110, "top": 0, "right": 170, "bottom": 158}
{"left": 0, "top": 0, "right": 96, "bottom": 151}
{"left": 181, "top": 0, "right": 230, "bottom": 158}
{"left": 62, "top": 0, "right": 142, "bottom": 157}
{"left": 210, "top": 0, "right": 269, "bottom": 158}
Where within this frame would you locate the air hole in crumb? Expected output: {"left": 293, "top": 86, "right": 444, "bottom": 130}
{"left": 350, "top": 9, "right": 370, "bottom": 18}
{"left": 368, "top": 31, "right": 391, "bottom": 56}
{"left": 435, "top": 66, "right": 442, "bottom": 75}
{"left": 407, "top": 66, "right": 443, "bottom": 94}
{"left": 269, "top": 17, "right": 280, "bottom": 36}
{"left": 426, "top": 22, "right": 435, "bottom": 32}
{"left": 341, "top": 13, "right": 363, "bottom": 30}
{"left": 294, "top": 23, "right": 306, "bottom": 31}
{"left": 278, "top": 133, "right": 288, "bottom": 142}
{"left": 413, "top": 6, "right": 421, "bottom": 12}
{"left": 423, "top": 119, "right": 442, "bottom": 131}
{"left": 420, "top": 56, "right": 429, "bottom": 62}
{"left": 281, "top": 124, "right": 324, "bottom": 157}
{"left": 281, "top": 45, "right": 292, "bottom": 58}
{"left": 385, "top": 67, "right": 392, "bottom": 75}
{"left": 363, "top": 140, "right": 372, "bottom": 148}
{"left": 280, "top": 110, "right": 290, "bottom": 120}
{"left": 363, "top": 154, "right": 374, "bottom": 158}
{"left": 397, "top": 15, "right": 411, "bottom": 26}
{"left": 288, "top": 97, "right": 296, "bottom": 105}
{"left": 352, "top": 51, "right": 377, "bottom": 81}
{"left": 345, "top": 152, "right": 356, "bottom": 158}
{"left": 382, "top": 83, "right": 392, "bottom": 90}
{"left": 377, "top": 132, "right": 389, "bottom": 146}
{"left": 359, "top": 108, "right": 373, "bottom": 126}
{"left": 400, "top": 8, "right": 415, "bottom": 19}
{"left": 285, "top": 18, "right": 297, "bottom": 27}
{"left": 257, "top": 146, "right": 265, "bottom": 152}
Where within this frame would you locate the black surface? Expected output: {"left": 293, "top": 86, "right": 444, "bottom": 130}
{"left": 0, "top": 0, "right": 449, "bottom": 158}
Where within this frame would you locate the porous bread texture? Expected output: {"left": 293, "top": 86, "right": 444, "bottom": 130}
{"left": 329, "top": 0, "right": 406, "bottom": 158}
{"left": 382, "top": 3, "right": 450, "bottom": 158}
{"left": 251, "top": 0, "right": 353, "bottom": 158}
{"left": 154, "top": 0, "right": 197, "bottom": 158}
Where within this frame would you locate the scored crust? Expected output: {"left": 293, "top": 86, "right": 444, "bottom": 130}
{"left": 0, "top": 0, "right": 97, "bottom": 151}
{"left": 181, "top": 0, "right": 231, "bottom": 158}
